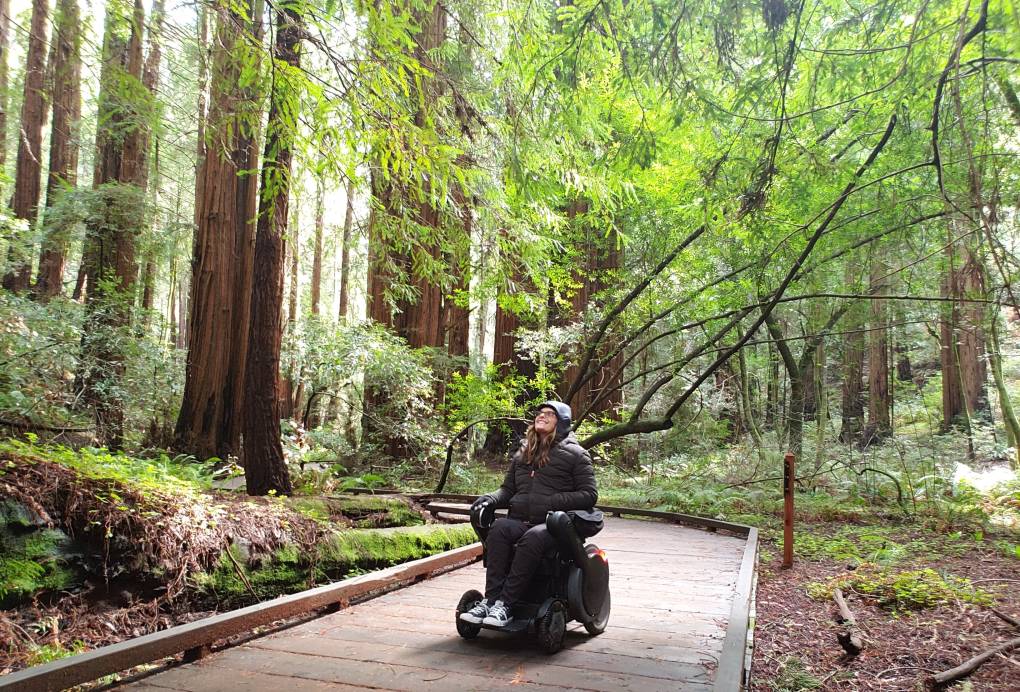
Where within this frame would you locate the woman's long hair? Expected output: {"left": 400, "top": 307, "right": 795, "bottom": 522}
{"left": 522, "top": 423, "right": 556, "bottom": 468}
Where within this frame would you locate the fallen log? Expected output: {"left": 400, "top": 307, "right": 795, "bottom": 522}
{"left": 833, "top": 588, "right": 863, "bottom": 656}
{"left": 927, "top": 636, "right": 1020, "bottom": 688}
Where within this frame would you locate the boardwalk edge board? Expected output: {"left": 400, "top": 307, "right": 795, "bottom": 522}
{"left": 0, "top": 543, "right": 483, "bottom": 692}
{"left": 715, "top": 527, "right": 759, "bottom": 692}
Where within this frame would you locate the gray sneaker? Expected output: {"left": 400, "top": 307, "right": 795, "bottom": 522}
{"left": 459, "top": 598, "right": 490, "bottom": 624}
{"left": 482, "top": 600, "right": 513, "bottom": 627}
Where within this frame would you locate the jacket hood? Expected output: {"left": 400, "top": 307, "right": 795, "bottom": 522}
{"left": 537, "top": 400, "right": 572, "bottom": 440}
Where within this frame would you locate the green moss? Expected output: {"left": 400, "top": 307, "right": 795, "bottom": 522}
{"left": 288, "top": 498, "right": 331, "bottom": 523}
{"left": 195, "top": 524, "right": 477, "bottom": 607}
{"left": 806, "top": 566, "right": 993, "bottom": 611}
{"left": 286, "top": 495, "right": 425, "bottom": 529}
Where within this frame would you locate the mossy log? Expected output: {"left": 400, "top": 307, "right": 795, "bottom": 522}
{"left": 195, "top": 524, "right": 477, "bottom": 606}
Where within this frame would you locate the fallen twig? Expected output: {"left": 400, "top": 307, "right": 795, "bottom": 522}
{"left": 833, "top": 588, "right": 864, "bottom": 656}
{"left": 224, "top": 544, "right": 258, "bottom": 600}
{"left": 927, "top": 636, "right": 1020, "bottom": 687}
{"left": 991, "top": 608, "right": 1020, "bottom": 630}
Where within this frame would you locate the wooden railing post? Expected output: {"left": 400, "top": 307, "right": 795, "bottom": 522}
{"left": 782, "top": 452, "right": 795, "bottom": 569}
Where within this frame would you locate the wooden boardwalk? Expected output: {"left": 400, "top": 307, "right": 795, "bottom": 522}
{"left": 123, "top": 518, "right": 749, "bottom": 692}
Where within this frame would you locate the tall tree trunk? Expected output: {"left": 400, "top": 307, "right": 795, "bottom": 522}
{"left": 310, "top": 173, "right": 324, "bottom": 315}
{"left": 766, "top": 314, "right": 804, "bottom": 458}
{"left": 280, "top": 199, "right": 299, "bottom": 419}
{"left": 765, "top": 343, "right": 780, "bottom": 428}
{"left": 34, "top": 0, "right": 82, "bottom": 299}
{"left": 957, "top": 249, "right": 989, "bottom": 417}
{"left": 738, "top": 346, "right": 764, "bottom": 448}
{"left": 338, "top": 177, "right": 354, "bottom": 320}
{"left": 840, "top": 313, "right": 866, "bottom": 443}
{"left": 0, "top": 0, "right": 10, "bottom": 172}
{"left": 558, "top": 206, "right": 623, "bottom": 419}
{"left": 183, "top": 3, "right": 208, "bottom": 350}
{"left": 174, "top": 0, "right": 262, "bottom": 460}
{"left": 243, "top": 6, "right": 301, "bottom": 497}
{"left": 864, "top": 254, "right": 891, "bottom": 444}
{"left": 989, "top": 316, "right": 1020, "bottom": 469}
{"left": 941, "top": 226, "right": 965, "bottom": 431}
{"left": 220, "top": 1, "right": 263, "bottom": 457}
{"left": 136, "top": 0, "right": 165, "bottom": 329}
{"left": 445, "top": 172, "right": 471, "bottom": 375}
{"left": 79, "top": 0, "right": 146, "bottom": 449}
{"left": 2, "top": 0, "right": 49, "bottom": 291}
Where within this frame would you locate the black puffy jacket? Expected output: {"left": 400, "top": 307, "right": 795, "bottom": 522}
{"left": 486, "top": 429, "right": 598, "bottom": 525}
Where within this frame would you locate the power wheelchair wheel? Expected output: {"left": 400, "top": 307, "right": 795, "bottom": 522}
{"left": 536, "top": 599, "right": 567, "bottom": 654}
{"left": 455, "top": 589, "right": 483, "bottom": 639}
{"left": 584, "top": 587, "right": 610, "bottom": 635}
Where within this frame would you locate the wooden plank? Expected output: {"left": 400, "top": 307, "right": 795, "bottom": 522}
{"left": 713, "top": 526, "right": 758, "bottom": 692}
{"left": 0, "top": 544, "right": 481, "bottom": 692}
{"left": 121, "top": 666, "right": 366, "bottom": 692}
{"left": 305, "top": 620, "right": 717, "bottom": 665}
{"left": 204, "top": 646, "right": 573, "bottom": 691}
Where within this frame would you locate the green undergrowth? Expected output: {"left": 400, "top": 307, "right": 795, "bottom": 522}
{"left": 0, "top": 437, "right": 215, "bottom": 499}
{"left": 770, "top": 656, "right": 823, "bottom": 691}
{"left": 806, "top": 565, "right": 994, "bottom": 612}
{"left": 196, "top": 523, "right": 477, "bottom": 606}
{"left": 0, "top": 503, "right": 80, "bottom": 605}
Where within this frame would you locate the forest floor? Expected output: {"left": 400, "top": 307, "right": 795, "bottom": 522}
{"left": 751, "top": 519, "right": 1020, "bottom": 691}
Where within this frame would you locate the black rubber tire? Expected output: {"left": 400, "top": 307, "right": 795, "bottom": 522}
{"left": 584, "top": 587, "right": 610, "bottom": 635}
{"left": 456, "top": 589, "right": 483, "bottom": 639}
{"left": 536, "top": 600, "right": 567, "bottom": 654}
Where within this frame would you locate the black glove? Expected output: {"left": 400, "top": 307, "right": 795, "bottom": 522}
{"left": 470, "top": 496, "right": 492, "bottom": 512}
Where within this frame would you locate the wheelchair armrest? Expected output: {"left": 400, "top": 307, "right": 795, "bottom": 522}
{"left": 546, "top": 510, "right": 588, "bottom": 566}
{"left": 469, "top": 501, "right": 497, "bottom": 542}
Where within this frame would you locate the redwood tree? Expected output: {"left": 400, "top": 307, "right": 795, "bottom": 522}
{"left": 34, "top": 0, "right": 83, "bottom": 299}
{"left": 174, "top": 0, "right": 263, "bottom": 460}
{"left": 0, "top": 0, "right": 11, "bottom": 173}
{"left": 79, "top": 0, "right": 147, "bottom": 448}
{"left": 243, "top": 4, "right": 303, "bottom": 496}
{"left": 2, "top": 0, "right": 49, "bottom": 291}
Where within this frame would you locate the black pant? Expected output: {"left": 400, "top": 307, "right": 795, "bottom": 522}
{"left": 484, "top": 518, "right": 557, "bottom": 607}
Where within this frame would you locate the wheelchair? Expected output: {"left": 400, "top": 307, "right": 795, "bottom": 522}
{"left": 455, "top": 502, "right": 611, "bottom": 654}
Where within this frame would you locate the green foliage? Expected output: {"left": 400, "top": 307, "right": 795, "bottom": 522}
{"left": 0, "top": 293, "right": 85, "bottom": 424}
{"left": 806, "top": 566, "right": 993, "bottom": 611}
{"left": 0, "top": 501, "right": 79, "bottom": 604}
{"left": 0, "top": 439, "right": 215, "bottom": 498}
{"left": 443, "top": 366, "right": 529, "bottom": 429}
{"left": 769, "top": 656, "right": 822, "bottom": 692}
{"left": 283, "top": 319, "right": 444, "bottom": 464}
{"left": 24, "top": 640, "right": 87, "bottom": 667}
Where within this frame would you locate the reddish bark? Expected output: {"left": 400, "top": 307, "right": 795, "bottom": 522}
{"left": 34, "top": 0, "right": 82, "bottom": 299}
{"left": 243, "top": 6, "right": 301, "bottom": 497}
{"left": 0, "top": 0, "right": 10, "bottom": 171}
{"left": 2, "top": 0, "right": 50, "bottom": 291}
{"left": 556, "top": 203, "right": 623, "bottom": 419}
{"left": 864, "top": 255, "right": 891, "bottom": 443}
{"left": 338, "top": 178, "right": 354, "bottom": 320}
{"left": 79, "top": 0, "right": 147, "bottom": 449}
{"left": 174, "top": 0, "right": 262, "bottom": 460}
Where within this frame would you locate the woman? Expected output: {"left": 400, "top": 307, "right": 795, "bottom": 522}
{"left": 459, "top": 401, "right": 597, "bottom": 628}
